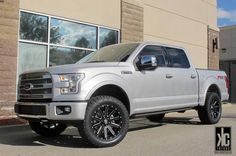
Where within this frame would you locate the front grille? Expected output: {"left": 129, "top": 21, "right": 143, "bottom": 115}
{"left": 18, "top": 72, "right": 53, "bottom": 101}
{"left": 15, "top": 104, "right": 46, "bottom": 115}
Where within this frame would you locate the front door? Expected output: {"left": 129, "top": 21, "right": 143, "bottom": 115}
{"left": 132, "top": 45, "right": 173, "bottom": 114}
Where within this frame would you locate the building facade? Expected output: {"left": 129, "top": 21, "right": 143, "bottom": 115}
{"left": 0, "top": 0, "right": 218, "bottom": 117}
{"left": 219, "top": 25, "right": 236, "bottom": 103}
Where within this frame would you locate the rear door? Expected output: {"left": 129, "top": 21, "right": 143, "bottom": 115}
{"left": 163, "top": 47, "right": 198, "bottom": 108}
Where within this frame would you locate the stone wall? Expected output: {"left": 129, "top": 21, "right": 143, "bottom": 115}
{"left": 0, "top": 0, "right": 19, "bottom": 117}
{"left": 208, "top": 28, "right": 219, "bottom": 69}
{"left": 121, "top": 0, "right": 143, "bottom": 43}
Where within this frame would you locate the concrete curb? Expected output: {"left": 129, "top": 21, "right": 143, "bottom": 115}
{"left": 0, "top": 116, "right": 27, "bottom": 126}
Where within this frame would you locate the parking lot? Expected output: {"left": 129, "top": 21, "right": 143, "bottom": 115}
{"left": 0, "top": 104, "right": 235, "bottom": 156}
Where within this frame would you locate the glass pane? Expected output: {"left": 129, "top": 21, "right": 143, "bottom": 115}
{"left": 165, "top": 47, "right": 190, "bottom": 68}
{"left": 20, "top": 12, "right": 48, "bottom": 42}
{"left": 50, "top": 18, "right": 97, "bottom": 49}
{"left": 49, "top": 46, "right": 92, "bottom": 66}
{"left": 19, "top": 42, "right": 47, "bottom": 74}
{"left": 99, "top": 28, "right": 118, "bottom": 48}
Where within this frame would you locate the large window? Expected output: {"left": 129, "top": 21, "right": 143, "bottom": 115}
{"left": 20, "top": 12, "right": 48, "bottom": 42}
{"left": 50, "top": 18, "right": 97, "bottom": 49}
{"left": 18, "top": 11, "right": 119, "bottom": 74}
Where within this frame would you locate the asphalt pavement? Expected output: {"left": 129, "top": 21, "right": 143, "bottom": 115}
{"left": 0, "top": 104, "right": 235, "bottom": 156}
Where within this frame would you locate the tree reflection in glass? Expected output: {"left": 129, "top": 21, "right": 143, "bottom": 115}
{"left": 50, "top": 18, "right": 97, "bottom": 49}
{"left": 20, "top": 12, "right": 48, "bottom": 42}
{"left": 99, "top": 28, "right": 118, "bottom": 48}
{"left": 49, "top": 46, "right": 92, "bottom": 66}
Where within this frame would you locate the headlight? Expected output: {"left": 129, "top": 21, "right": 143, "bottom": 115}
{"left": 59, "top": 74, "right": 84, "bottom": 94}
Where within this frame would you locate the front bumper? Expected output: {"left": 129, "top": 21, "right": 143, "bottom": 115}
{"left": 14, "top": 101, "right": 87, "bottom": 120}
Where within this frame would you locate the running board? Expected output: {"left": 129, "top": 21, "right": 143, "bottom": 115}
{"left": 130, "top": 107, "right": 194, "bottom": 118}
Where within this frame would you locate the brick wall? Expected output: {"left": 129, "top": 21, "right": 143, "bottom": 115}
{"left": 0, "top": 0, "right": 19, "bottom": 117}
{"left": 208, "top": 28, "right": 219, "bottom": 70}
{"left": 121, "top": 0, "right": 143, "bottom": 43}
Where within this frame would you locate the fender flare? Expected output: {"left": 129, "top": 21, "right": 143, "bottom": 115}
{"left": 199, "top": 76, "right": 221, "bottom": 106}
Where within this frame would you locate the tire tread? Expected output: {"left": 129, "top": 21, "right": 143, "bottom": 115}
{"left": 78, "top": 96, "right": 129, "bottom": 147}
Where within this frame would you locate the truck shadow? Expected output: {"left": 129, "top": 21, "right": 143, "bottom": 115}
{"left": 0, "top": 116, "right": 200, "bottom": 148}
{"left": 160, "top": 117, "right": 201, "bottom": 125}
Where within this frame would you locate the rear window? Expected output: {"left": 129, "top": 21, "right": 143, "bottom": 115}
{"left": 165, "top": 47, "right": 190, "bottom": 68}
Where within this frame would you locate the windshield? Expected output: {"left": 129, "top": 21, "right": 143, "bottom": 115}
{"left": 77, "top": 43, "right": 140, "bottom": 64}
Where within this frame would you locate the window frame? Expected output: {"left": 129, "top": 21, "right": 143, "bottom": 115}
{"left": 18, "top": 9, "right": 120, "bottom": 69}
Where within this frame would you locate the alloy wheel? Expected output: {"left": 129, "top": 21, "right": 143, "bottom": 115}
{"left": 210, "top": 97, "right": 220, "bottom": 119}
{"left": 90, "top": 104, "right": 123, "bottom": 141}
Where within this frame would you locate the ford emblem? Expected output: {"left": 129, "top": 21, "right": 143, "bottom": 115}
{"left": 23, "top": 83, "right": 34, "bottom": 91}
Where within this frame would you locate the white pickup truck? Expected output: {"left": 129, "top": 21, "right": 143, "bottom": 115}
{"left": 15, "top": 42, "right": 229, "bottom": 147}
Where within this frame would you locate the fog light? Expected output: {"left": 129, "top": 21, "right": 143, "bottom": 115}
{"left": 60, "top": 88, "right": 69, "bottom": 94}
{"left": 56, "top": 106, "right": 71, "bottom": 115}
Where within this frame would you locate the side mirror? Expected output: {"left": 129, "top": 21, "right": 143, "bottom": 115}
{"left": 137, "top": 55, "right": 158, "bottom": 70}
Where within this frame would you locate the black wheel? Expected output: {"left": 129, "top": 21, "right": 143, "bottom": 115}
{"left": 198, "top": 92, "right": 222, "bottom": 124}
{"left": 78, "top": 96, "right": 129, "bottom": 147}
{"left": 147, "top": 113, "right": 165, "bottom": 122}
{"left": 29, "top": 121, "right": 67, "bottom": 137}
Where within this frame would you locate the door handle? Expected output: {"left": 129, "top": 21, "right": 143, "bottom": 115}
{"left": 191, "top": 74, "right": 197, "bottom": 79}
{"left": 166, "top": 74, "right": 173, "bottom": 79}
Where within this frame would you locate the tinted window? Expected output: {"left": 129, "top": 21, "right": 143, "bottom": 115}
{"left": 138, "top": 45, "right": 167, "bottom": 67}
{"left": 165, "top": 47, "right": 190, "bottom": 68}
{"left": 50, "top": 18, "right": 97, "bottom": 49}
{"left": 99, "top": 28, "right": 118, "bottom": 48}
{"left": 20, "top": 12, "right": 48, "bottom": 42}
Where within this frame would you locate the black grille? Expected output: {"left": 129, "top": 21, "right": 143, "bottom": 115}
{"left": 18, "top": 72, "right": 53, "bottom": 101}
{"left": 14, "top": 104, "right": 46, "bottom": 116}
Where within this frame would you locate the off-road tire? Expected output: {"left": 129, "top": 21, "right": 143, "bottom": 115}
{"left": 78, "top": 96, "right": 129, "bottom": 147}
{"left": 198, "top": 92, "right": 222, "bottom": 124}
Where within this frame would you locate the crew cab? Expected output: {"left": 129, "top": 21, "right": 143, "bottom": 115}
{"left": 15, "top": 42, "right": 229, "bottom": 147}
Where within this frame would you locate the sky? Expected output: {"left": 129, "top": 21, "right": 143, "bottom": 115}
{"left": 217, "top": 0, "right": 236, "bottom": 27}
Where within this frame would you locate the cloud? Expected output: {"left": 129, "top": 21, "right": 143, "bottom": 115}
{"left": 218, "top": 8, "right": 236, "bottom": 22}
{"left": 52, "top": 19, "right": 97, "bottom": 48}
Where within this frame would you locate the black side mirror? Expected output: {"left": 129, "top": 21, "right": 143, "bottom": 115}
{"left": 137, "top": 55, "right": 158, "bottom": 70}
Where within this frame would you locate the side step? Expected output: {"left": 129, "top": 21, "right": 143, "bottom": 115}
{"left": 130, "top": 107, "right": 193, "bottom": 118}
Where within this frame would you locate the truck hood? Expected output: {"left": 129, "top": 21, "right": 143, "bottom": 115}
{"left": 21, "top": 62, "right": 120, "bottom": 75}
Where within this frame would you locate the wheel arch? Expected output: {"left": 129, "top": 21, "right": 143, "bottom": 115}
{"left": 86, "top": 83, "right": 131, "bottom": 115}
{"left": 202, "top": 84, "right": 221, "bottom": 106}
{"left": 207, "top": 84, "right": 221, "bottom": 99}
